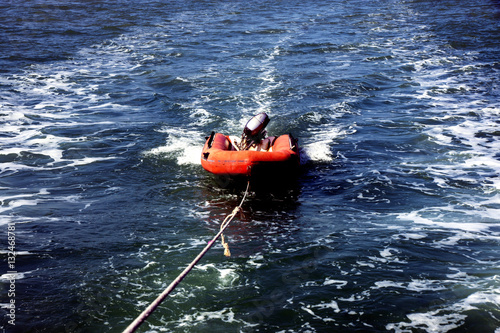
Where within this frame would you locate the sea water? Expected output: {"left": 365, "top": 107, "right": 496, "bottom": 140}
{"left": 1, "top": 0, "right": 499, "bottom": 332}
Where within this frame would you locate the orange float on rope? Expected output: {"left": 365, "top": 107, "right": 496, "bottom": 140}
{"left": 201, "top": 132, "right": 300, "bottom": 177}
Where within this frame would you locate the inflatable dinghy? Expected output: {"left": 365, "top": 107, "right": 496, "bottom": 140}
{"left": 201, "top": 113, "right": 299, "bottom": 177}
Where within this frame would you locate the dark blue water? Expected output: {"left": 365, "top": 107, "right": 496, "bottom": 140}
{"left": 1, "top": 0, "right": 500, "bottom": 332}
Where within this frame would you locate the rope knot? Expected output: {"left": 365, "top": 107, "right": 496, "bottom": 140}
{"left": 231, "top": 206, "right": 241, "bottom": 216}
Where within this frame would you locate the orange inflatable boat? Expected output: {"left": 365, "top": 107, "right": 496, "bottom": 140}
{"left": 201, "top": 113, "right": 299, "bottom": 177}
{"left": 201, "top": 132, "right": 299, "bottom": 177}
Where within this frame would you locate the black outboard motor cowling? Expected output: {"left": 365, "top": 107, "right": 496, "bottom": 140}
{"left": 239, "top": 112, "right": 270, "bottom": 150}
{"left": 243, "top": 112, "right": 270, "bottom": 137}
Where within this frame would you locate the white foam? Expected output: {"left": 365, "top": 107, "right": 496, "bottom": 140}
{"left": 301, "top": 306, "right": 324, "bottom": 320}
{"left": 0, "top": 250, "right": 32, "bottom": 256}
{"left": 302, "top": 141, "right": 334, "bottom": 162}
{"left": 323, "top": 278, "right": 348, "bottom": 289}
{"left": 311, "top": 300, "right": 341, "bottom": 313}
{"left": 373, "top": 279, "right": 447, "bottom": 292}
{"left": 380, "top": 248, "right": 396, "bottom": 258}
{"left": 218, "top": 268, "right": 239, "bottom": 287}
{"left": 397, "top": 209, "right": 500, "bottom": 234}
{"left": 301, "top": 125, "right": 356, "bottom": 163}
{"left": 302, "top": 302, "right": 339, "bottom": 323}
{"left": 246, "top": 254, "right": 265, "bottom": 268}
{"left": 387, "top": 311, "right": 467, "bottom": 333}
{"left": 445, "top": 268, "right": 469, "bottom": 280}
{"left": 464, "top": 291, "right": 500, "bottom": 308}
{"left": 0, "top": 189, "right": 51, "bottom": 214}
{"left": 189, "top": 108, "right": 212, "bottom": 126}
{"left": 393, "top": 233, "right": 427, "bottom": 240}
{"left": 387, "top": 289, "right": 500, "bottom": 333}
{"left": 177, "top": 308, "right": 239, "bottom": 327}
{"left": 0, "top": 272, "right": 28, "bottom": 281}
{"left": 373, "top": 280, "right": 403, "bottom": 289}
{"left": 144, "top": 127, "right": 203, "bottom": 165}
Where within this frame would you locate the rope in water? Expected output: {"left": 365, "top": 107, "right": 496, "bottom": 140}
{"left": 122, "top": 181, "right": 250, "bottom": 333}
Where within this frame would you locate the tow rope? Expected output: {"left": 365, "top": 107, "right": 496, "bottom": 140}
{"left": 122, "top": 181, "right": 250, "bottom": 333}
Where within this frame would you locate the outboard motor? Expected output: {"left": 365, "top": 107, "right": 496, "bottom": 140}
{"left": 239, "top": 112, "right": 270, "bottom": 150}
